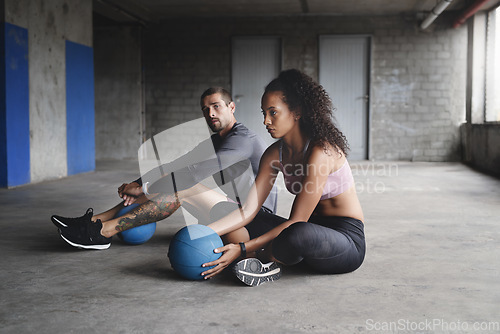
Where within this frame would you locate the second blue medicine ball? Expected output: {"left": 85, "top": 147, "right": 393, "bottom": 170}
{"left": 168, "top": 224, "right": 223, "bottom": 280}
{"left": 115, "top": 203, "right": 157, "bottom": 245}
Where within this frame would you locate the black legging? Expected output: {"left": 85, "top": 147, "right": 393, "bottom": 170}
{"left": 246, "top": 211, "right": 365, "bottom": 274}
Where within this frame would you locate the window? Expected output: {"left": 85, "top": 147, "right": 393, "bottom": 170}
{"left": 485, "top": 6, "right": 500, "bottom": 122}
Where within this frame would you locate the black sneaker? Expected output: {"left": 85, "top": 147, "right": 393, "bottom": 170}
{"left": 51, "top": 208, "right": 94, "bottom": 229}
{"left": 233, "top": 258, "right": 282, "bottom": 287}
{"left": 59, "top": 219, "right": 112, "bottom": 250}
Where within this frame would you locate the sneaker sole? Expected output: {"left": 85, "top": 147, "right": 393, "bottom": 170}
{"left": 51, "top": 216, "right": 68, "bottom": 228}
{"left": 233, "top": 258, "right": 281, "bottom": 287}
{"left": 59, "top": 231, "right": 111, "bottom": 250}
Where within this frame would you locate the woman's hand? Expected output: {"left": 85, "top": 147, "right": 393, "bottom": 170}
{"left": 201, "top": 243, "right": 241, "bottom": 279}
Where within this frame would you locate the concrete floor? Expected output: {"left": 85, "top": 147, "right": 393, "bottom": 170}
{"left": 1, "top": 160, "right": 499, "bottom": 333}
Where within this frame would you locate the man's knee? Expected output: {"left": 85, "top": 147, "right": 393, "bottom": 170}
{"left": 222, "top": 227, "right": 250, "bottom": 245}
{"left": 134, "top": 193, "right": 150, "bottom": 204}
{"left": 209, "top": 201, "right": 240, "bottom": 223}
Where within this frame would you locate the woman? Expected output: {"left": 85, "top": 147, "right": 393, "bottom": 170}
{"left": 201, "top": 69, "right": 365, "bottom": 286}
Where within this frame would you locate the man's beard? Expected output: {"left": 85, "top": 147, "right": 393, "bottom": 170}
{"left": 209, "top": 120, "right": 222, "bottom": 133}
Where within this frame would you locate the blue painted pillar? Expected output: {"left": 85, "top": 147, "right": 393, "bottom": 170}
{"left": 66, "top": 40, "right": 95, "bottom": 175}
{"left": 0, "top": 22, "right": 30, "bottom": 187}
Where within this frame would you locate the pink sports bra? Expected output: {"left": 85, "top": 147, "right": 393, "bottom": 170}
{"left": 279, "top": 140, "right": 354, "bottom": 200}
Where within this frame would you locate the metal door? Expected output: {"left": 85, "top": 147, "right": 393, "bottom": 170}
{"left": 232, "top": 37, "right": 281, "bottom": 147}
{"left": 319, "top": 36, "right": 370, "bottom": 160}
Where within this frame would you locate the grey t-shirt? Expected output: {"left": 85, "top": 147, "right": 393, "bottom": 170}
{"left": 136, "top": 123, "right": 277, "bottom": 213}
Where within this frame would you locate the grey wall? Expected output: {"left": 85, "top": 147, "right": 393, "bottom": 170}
{"left": 141, "top": 15, "right": 467, "bottom": 162}
{"left": 4, "top": 0, "right": 92, "bottom": 183}
{"left": 94, "top": 26, "right": 142, "bottom": 160}
{"left": 371, "top": 23, "right": 466, "bottom": 162}
{"left": 462, "top": 124, "right": 500, "bottom": 176}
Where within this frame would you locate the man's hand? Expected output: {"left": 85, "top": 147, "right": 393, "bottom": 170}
{"left": 117, "top": 182, "right": 143, "bottom": 206}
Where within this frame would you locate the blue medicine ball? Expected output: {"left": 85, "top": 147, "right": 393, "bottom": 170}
{"left": 168, "top": 224, "right": 223, "bottom": 280}
{"left": 115, "top": 203, "right": 157, "bottom": 245}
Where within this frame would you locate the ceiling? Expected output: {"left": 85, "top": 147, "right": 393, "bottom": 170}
{"left": 93, "top": 0, "right": 500, "bottom": 25}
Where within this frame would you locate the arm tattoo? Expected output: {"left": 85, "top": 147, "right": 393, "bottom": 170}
{"left": 115, "top": 194, "right": 180, "bottom": 233}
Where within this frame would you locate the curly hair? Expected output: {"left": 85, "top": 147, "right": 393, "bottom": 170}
{"left": 264, "top": 69, "right": 349, "bottom": 156}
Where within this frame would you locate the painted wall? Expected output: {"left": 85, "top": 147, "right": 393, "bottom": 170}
{"left": 66, "top": 40, "right": 95, "bottom": 175}
{"left": 0, "top": 22, "right": 30, "bottom": 186}
{"left": 1, "top": 0, "right": 93, "bottom": 187}
{"left": 142, "top": 15, "right": 467, "bottom": 162}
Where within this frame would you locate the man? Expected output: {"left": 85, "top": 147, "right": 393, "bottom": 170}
{"left": 52, "top": 87, "right": 277, "bottom": 250}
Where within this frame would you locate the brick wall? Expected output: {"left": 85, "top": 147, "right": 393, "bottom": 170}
{"left": 371, "top": 23, "right": 467, "bottom": 161}
{"left": 94, "top": 26, "right": 142, "bottom": 160}
{"left": 142, "top": 14, "right": 467, "bottom": 161}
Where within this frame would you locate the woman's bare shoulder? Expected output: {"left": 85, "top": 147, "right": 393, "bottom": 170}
{"left": 308, "top": 142, "right": 346, "bottom": 170}
{"left": 262, "top": 140, "right": 280, "bottom": 158}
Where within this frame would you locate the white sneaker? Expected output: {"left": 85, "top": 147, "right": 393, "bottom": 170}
{"left": 233, "top": 258, "right": 281, "bottom": 287}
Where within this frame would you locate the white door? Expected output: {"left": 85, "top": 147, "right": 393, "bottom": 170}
{"left": 232, "top": 37, "right": 281, "bottom": 147}
{"left": 319, "top": 36, "right": 370, "bottom": 160}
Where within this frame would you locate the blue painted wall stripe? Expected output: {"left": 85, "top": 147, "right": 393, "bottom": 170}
{"left": 0, "top": 23, "right": 5, "bottom": 187}
{"left": 66, "top": 40, "right": 95, "bottom": 175}
{"left": 0, "top": 23, "right": 30, "bottom": 187}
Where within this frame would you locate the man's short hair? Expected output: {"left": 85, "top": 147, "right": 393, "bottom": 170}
{"left": 200, "top": 87, "right": 233, "bottom": 107}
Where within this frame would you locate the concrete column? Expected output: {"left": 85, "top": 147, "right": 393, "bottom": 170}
{"left": 1, "top": 0, "right": 93, "bottom": 187}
